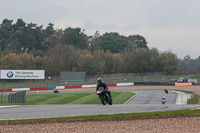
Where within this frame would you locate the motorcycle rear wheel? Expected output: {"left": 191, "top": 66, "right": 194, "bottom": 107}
{"left": 99, "top": 95, "right": 107, "bottom": 105}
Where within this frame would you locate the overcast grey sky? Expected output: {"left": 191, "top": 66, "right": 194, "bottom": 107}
{"left": 1, "top": 0, "right": 200, "bottom": 59}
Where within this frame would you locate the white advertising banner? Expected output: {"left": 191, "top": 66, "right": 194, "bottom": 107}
{"left": 0, "top": 70, "right": 45, "bottom": 79}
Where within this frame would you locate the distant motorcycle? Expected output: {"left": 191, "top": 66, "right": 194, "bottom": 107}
{"left": 96, "top": 87, "right": 112, "bottom": 105}
{"left": 164, "top": 89, "right": 168, "bottom": 94}
{"left": 161, "top": 99, "right": 166, "bottom": 105}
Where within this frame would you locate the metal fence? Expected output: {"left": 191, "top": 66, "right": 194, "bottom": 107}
{"left": 1, "top": 91, "right": 26, "bottom": 104}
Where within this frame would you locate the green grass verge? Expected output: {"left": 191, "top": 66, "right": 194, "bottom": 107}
{"left": 188, "top": 94, "right": 199, "bottom": 104}
{"left": 0, "top": 109, "right": 200, "bottom": 123}
{"left": 0, "top": 92, "right": 135, "bottom": 105}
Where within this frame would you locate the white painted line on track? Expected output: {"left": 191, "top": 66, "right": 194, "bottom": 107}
{"left": 0, "top": 105, "right": 20, "bottom": 108}
{"left": 124, "top": 91, "right": 138, "bottom": 105}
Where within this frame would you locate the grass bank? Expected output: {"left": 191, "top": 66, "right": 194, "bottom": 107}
{"left": 0, "top": 92, "right": 135, "bottom": 105}
{"left": 0, "top": 109, "right": 200, "bottom": 123}
{"left": 26, "top": 92, "right": 135, "bottom": 105}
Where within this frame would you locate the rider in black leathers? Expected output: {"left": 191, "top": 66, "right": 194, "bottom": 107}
{"left": 96, "top": 77, "right": 112, "bottom": 98}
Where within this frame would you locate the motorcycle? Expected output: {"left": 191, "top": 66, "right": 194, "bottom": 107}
{"left": 96, "top": 87, "right": 112, "bottom": 105}
{"left": 161, "top": 99, "right": 166, "bottom": 105}
{"left": 164, "top": 89, "right": 168, "bottom": 94}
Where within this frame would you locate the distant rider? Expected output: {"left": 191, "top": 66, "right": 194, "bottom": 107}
{"left": 161, "top": 96, "right": 166, "bottom": 102}
{"left": 96, "top": 77, "right": 112, "bottom": 98}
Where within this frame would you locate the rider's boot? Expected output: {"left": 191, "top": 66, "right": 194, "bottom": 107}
{"left": 108, "top": 91, "right": 112, "bottom": 98}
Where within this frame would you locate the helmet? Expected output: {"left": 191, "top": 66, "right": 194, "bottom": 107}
{"left": 97, "top": 77, "right": 102, "bottom": 84}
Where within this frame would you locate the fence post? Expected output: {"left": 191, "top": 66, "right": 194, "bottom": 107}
{"left": 8, "top": 92, "right": 12, "bottom": 104}
{"left": 1, "top": 92, "right": 4, "bottom": 104}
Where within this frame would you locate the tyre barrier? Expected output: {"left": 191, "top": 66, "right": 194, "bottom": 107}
{"left": 134, "top": 82, "right": 161, "bottom": 85}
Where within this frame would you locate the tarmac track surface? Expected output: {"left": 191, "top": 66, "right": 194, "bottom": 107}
{"left": 0, "top": 87, "right": 199, "bottom": 120}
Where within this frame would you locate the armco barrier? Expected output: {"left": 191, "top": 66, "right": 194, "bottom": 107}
{"left": 1, "top": 81, "right": 195, "bottom": 92}
{"left": 30, "top": 87, "right": 47, "bottom": 91}
{"left": 0, "top": 89, "right": 12, "bottom": 92}
{"left": 47, "top": 86, "right": 56, "bottom": 90}
{"left": 12, "top": 88, "right": 30, "bottom": 92}
{"left": 0, "top": 82, "right": 133, "bottom": 92}
{"left": 108, "top": 83, "right": 117, "bottom": 86}
{"left": 3, "top": 81, "right": 190, "bottom": 92}
{"left": 82, "top": 84, "right": 97, "bottom": 88}
{"left": 56, "top": 86, "right": 65, "bottom": 89}
{"left": 65, "top": 85, "right": 82, "bottom": 89}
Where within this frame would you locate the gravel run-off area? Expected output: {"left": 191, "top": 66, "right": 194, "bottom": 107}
{"left": 0, "top": 85, "right": 200, "bottom": 133}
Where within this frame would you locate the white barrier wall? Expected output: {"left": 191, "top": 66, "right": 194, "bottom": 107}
{"left": 116, "top": 82, "right": 134, "bottom": 86}
{"left": 82, "top": 84, "right": 97, "bottom": 88}
{"left": 12, "top": 88, "right": 30, "bottom": 91}
{"left": 56, "top": 86, "right": 65, "bottom": 89}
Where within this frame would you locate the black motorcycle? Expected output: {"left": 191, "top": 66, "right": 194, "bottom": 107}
{"left": 96, "top": 87, "right": 112, "bottom": 105}
{"left": 164, "top": 89, "right": 168, "bottom": 94}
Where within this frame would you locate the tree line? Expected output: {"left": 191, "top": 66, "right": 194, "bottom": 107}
{"left": 179, "top": 55, "right": 200, "bottom": 71}
{"left": 0, "top": 18, "right": 180, "bottom": 76}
